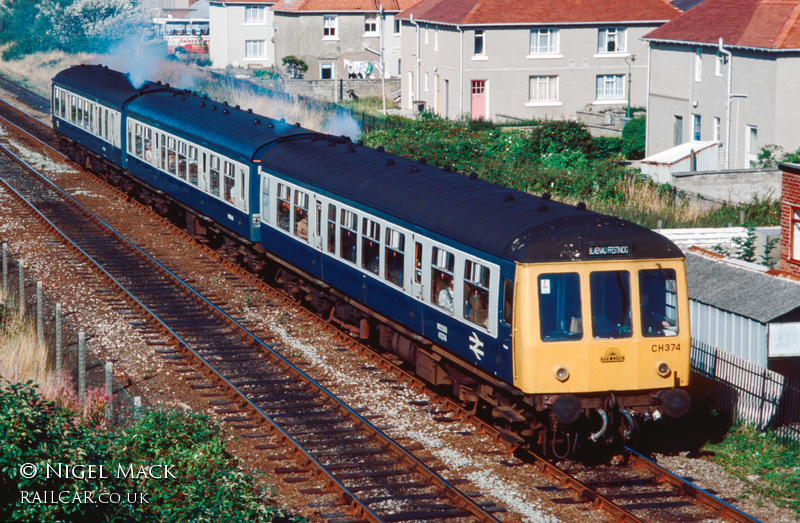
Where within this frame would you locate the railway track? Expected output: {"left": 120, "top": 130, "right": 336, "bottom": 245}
{"left": 0, "top": 89, "right": 766, "bottom": 523}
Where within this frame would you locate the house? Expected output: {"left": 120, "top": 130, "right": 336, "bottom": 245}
{"left": 270, "top": 0, "right": 418, "bottom": 81}
{"left": 642, "top": 0, "right": 800, "bottom": 169}
{"left": 208, "top": 0, "right": 276, "bottom": 69}
{"left": 394, "top": 0, "right": 679, "bottom": 120}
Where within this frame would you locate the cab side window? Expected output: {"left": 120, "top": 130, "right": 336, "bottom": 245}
{"left": 464, "top": 260, "right": 490, "bottom": 328}
{"left": 431, "top": 247, "right": 455, "bottom": 314}
{"left": 502, "top": 278, "right": 514, "bottom": 325}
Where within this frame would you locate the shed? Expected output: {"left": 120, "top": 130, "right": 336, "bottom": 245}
{"left": 640, "top": 141, "right": 720, "bottom": 184}
{"left": 686, "top": 248, "right": 800, "bottom": 369}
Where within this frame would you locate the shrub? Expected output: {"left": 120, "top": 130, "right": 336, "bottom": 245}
{"left": 281, "top": 55, "right": 308, "bottom": 79}
{"left": 622, "top": 116, "right": 646, "bottom": 159}
{"left": 590, "top": 135, "right": 624, "bottom": 160}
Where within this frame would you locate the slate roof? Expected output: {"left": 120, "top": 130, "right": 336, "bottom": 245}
{"left": 396, "top": 0, "right": 679, "bottom": 25}
{"left": 669, "top": 0, "right": 708, "bottom": 12}
{"left": 686, "top": 248, "right": 800, "bottom": 323}
{"left": 272, "top": 0, "right": 419, "bottom": 12}
{"left": 644, "top": 0, "right": 800, "bottom": 49}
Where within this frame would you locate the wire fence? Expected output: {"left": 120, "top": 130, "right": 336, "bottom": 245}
{"left": 691, "top": 338, "right": 800, "bottom": 447}
{"left": 1, "top": 242, "right": 137, "bottom": 426}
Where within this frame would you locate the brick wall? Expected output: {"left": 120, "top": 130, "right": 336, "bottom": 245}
{"left": 780, "top": 165, "right": 800, "bottom": 275}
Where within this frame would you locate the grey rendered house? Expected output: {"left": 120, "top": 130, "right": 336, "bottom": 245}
{"left": 394, "top": 0, "right": 679, "bottom": 120}
{"left": 270, "top": 0, "right": 419, "bottom": 81}
{"left": 209, "top": 0, "right": 277, "bottom": 68}
{"left": 643, "top": 0, "right": 800, "bottom": 168}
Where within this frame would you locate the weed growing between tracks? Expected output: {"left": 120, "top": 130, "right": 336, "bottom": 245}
{"left": 703, "top": 424, "right": 800, "bottom": 517}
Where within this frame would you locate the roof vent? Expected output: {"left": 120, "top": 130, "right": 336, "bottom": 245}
{"left": 538, "top": 204, "right": 548, "bottom": 212}
{"left": 410, "top": 166, "right": 419, "bottom": 173}
{"left": 577, "top": 202, "right": 587, "bottom": 210}
{"left": 199, "top": 101, "right": 205, "bottom": 107}
{"left": 267, "top": 123, "right": 274, "bottom": 128}
{"left": 358, "top": 139, "right": 364, "bottom": 146}
{"left": 254, "top": 119, "right": 262, "bottom": 124}
{"left": 222, "top": 109, "right": 229, "bottom": 114}
{"left": 386, "top": 159, "right": 395, "bottom": 166}
{"left": 377, "top": 146, "right": 385, "bottom": 152}
{"left": 165, "top": 83, "right": 170, "bottom": 88}
{"left": 235, "top": 104, "right": 240, "bottom": 109}
{"left": 418, "top": 158, "right": 427, "bottom": 165}
{"left": 223, "top": 101, "right": 228, "bottom": 106}
{"left": 542, "top": 192, "right": 551, "bottom": 200}
{"left": 280, "top": 118, "right": 286, "bottom": 123}
{"left": 443, "top": 164, "right": 451, "bottom": 172}
{"left": 470, "top": 172, "right": 479, "bottom": 179}
{"left": 504, "top": 193, "right": 515, "bottom": 202}
{"left": 295, "top": 122, "right": 301, "bottom": 127}
{"left": 247, "top": 108, "right": 253, "bottom": 113}
{"left": 170, "top": 93, "right": 176, "bottom": 98}
{"left": 211, "top": 105, "right": 217, "bottom": 110}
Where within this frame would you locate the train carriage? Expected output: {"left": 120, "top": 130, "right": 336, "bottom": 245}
{"left": 51, "top": 64, "right": 693, "bottom": 455}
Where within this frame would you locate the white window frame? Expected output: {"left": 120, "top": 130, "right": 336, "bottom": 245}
{"left": 364, "top": 13, "right": 379, "bottom": 36}
{"left": 393, "top": 17, "right": 401, "bottom": 35}
{"left": 526, "top": 75, "right": 560, "bottom": 107}
{"left": 595, "top": 74, "right": 624, "bottom": 101}
{"left": 320, "top": 62, "right": 334, "bottom": 80}
{"left": 323, "top": 15, "right": 338, "bottom": 40}
{"left": 245, "top": 5, "right": 267, "bottom": 24}
{"left": 597, "top": 27, "right": 626, "bottom": 55}
{"left": 245, "top": 40, "right": 266, "bottom": 59}
{"left": 746, "top": 125, "right": 758, "bottom": 168}
{"left": 529, "top": 28, "right": 560, "bottom": 57}
{"left": 693, "top": 114, "right": 701, "bottom": 141}
{"left": 715, "top": 51, "right": 723, "bottom": 76}
{"left": 695, "top": 48, "right": 702, "bottom": 82}
{"left": 713, "top": 117, "right": 721, "bottom": 141}
{"left": 473, "top": 29, "right": 487, "bottom": 59}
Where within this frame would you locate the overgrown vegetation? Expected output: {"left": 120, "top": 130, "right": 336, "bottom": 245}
{"left": 703, "top": 425, "right": 800, "bottom": 517}
{"left": 758, "top": 143, "right": 800, "bottom": 168}
{"left": 362, "top": 114, "right": 780, "bottom": 228}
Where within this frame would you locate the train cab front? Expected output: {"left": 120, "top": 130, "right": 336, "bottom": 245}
{"left": 511, "top": 255, "right": 692, "bottom": 454}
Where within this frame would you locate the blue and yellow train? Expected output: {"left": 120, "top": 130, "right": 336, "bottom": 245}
{"left": 52, "top": 64, "right": 692, "bottom": 455}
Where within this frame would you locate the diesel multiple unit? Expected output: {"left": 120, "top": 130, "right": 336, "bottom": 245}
{"left": 52, "top": 64, "right": 692, "bottom": 456}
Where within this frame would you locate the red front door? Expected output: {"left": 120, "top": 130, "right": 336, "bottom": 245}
{"left": 471, "top": 80, "right": 486, "bottom": 119}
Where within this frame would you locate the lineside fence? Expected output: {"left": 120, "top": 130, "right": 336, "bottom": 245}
{"left": 691, "top": 338, "right": 799, "bottom": 447}
{"left": 1, "top": 242, "right": 138, "bottom": 426}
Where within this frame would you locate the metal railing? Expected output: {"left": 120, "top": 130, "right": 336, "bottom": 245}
{"left": 691, "top": 338, "right": 799, "bottom": 447}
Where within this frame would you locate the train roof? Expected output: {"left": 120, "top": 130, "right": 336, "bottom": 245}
{"left": 259, "top": 136, "right": 685, "bottom": 264}
{"left": 126, "top": 92, "right": 311, "bottom": 161}
{"left": 52, "top": 64, "right": 160, "bottom": 108}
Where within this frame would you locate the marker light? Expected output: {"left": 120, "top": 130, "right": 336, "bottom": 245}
{"left": 657, "top": 362, "right": 671, "bottom": 377}
{"left": 555, "top": 366, "right": 570, "bottom": 382}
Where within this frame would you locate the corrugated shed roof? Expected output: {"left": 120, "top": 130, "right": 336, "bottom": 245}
{"left": 396, "top": 0, "right": 679, "bottom": 25}
{"left": 686, "top": 249, "right": 800, "bottom": 323}
{"left": 644, "top": 0, "right": 800, "bottom": 49}
{"left": 273, "top": 0, "right": 419, "bottom": 12}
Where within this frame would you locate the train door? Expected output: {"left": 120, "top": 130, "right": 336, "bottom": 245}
{"left": 312, "top": 199, "right": 323, "bottom": 250}
{"left": 412, "top": 239, "right": 424, "bottom": 300}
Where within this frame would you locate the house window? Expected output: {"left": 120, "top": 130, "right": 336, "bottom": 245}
{"left": 323, "top": 15, "right": 337, "bottom": 39}
{"left": 747, "top": 126, "right": 758, "bottom": 168}
{"left": 792, "top": 207, "right": 800, "bottom": 261}
{"left": 394, "top": 17, "right": 401, "bottom": 35}
{"left": 596, "top": 75, "right": 624, "bottom": 100}
{"left": 716, "top": 51, "right": 723, "bottom": 76}
{"left": 474, "top": 30, "right": 485, "bottom": 55}
{"left": 529, "top": 76, "right": 557, "bottom": 101}
{"left": 320, "top": 63, "right": 333, "bottom": 79}
{"left": 693, "top": 114, "right": 701, "bottom": 141}
{"left": 365, "top": 13, "right": 378, "bottom": 35}
{"left": 675, "top": 116, "right": 683, "bottom": 146}
{"left": 714, "top": 117, "right": 721, "bottom": 141}
{"left": 245, "top": 6, "right": 266, "bottom": 23}
{"left": 695, "top": 48, "right": 702, "bottom": 82}
{"left": 530, "top": 28, "right": 559, "bottom": 54}
{"left": 245, "top": 40, "right": 265, "bottom": 58}
{"left": 597, "top": 27, "right": 625, "bottom": 53}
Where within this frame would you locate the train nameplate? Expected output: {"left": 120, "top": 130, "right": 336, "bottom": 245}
{"left": 587, "top": 244, "right": 631, "bottom": 257}
{"left": 600, "top": 347, "right": 625, "bottom": 363}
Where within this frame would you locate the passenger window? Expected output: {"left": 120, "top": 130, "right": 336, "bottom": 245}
{"left": 294, "top": 190, "right": 309, "bottom": 241}
{"left": 223, "top": 162, "right": 235, "bottom": 202}
{"left": 177, "top": 142, "right": 187, "bottom": 180}
{"left": 89, "top": 104, "right": 94, "bottom": 133}
{"left": 431, "top": 247, "right": 455, "bottom": 314}
{"left": 315, "top": 202, "right": 322, "bottom": 237}
{"left": 160, "top": 135, "right": 167, "bottom": 171}
{"left": 239, "top": 168, "right": 246, "bottom": 201}
{"left": 362, "top": 218, "right": 380, "bottom": 275}
{"left": 639, "top": 268, "right": 679, "bottom": 337}
{"left": 327, "top": 204, "right": 337, "bottom": 253}
{"left": 502, "top": 278, "right": 513, "bottom": 325}
{"left": 384, "top": 228, "right": 405, "bottom": 288}
{"left": 590, "top": 270, "right": 632, "bottom": 339}
{"left": 70, "top": 96, "right": 77, "bottom": 122}
{"left": 277, "top": 183, "right": 291, "bottom": 231}
{"left": 104, "top": 109, "right": 109, "bottom": 140}
{"left": 340, "top": 209, "right": 358, "bottom": 263}
{"left": 188, "top": 146, "right": 198, "bottom": 185}
{"left": 134, "top": 124, "right": 143, "bottom": 159}
{"left": 539, "top": 273, "right": 582, "bottom": 342}
{"left": 84, "top": 101, "right": 89, "bottom": 128}
{"left": 168, "top": 137, "right": 177, "bottom": 176}
{"left": 414, "top": 242, "right": 423, "bottom": 284}
{"left": 464, "top": 260, "right": 490, "bottom": 328}
{"left": 144, "top": 128, "right": 152, "bottom": 163}
{"left": 261, "top": 176, "right": 270, "bottom": 222}
{"left": 209, "top": 155, "right": 221, "bottom": 196}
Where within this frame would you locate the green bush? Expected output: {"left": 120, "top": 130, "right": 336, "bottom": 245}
{"left": 281, "top": 55, "right": 308, "bottom": 79}
{"left": 590, "top": 136, "right": 624, "bottom": 160}
{"left": 622, "top": 116, "right": 646, "bottom": 159}
{"left": 0, "top": 382, "right": 293, "bottom": 523}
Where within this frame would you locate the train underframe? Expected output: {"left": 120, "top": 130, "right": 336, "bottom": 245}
{"left": 60, "top": 135, "right": 690, "bottom": 458}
